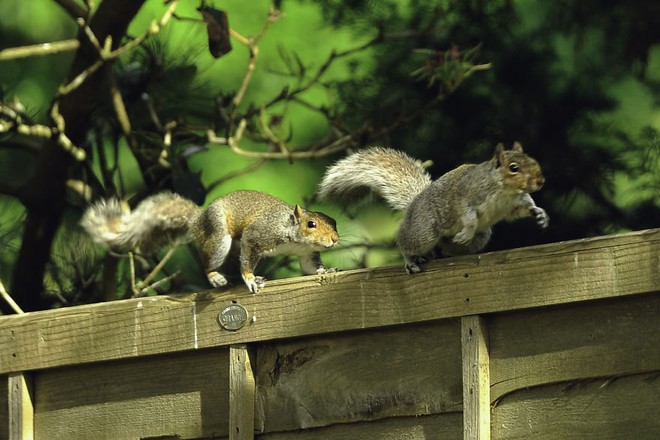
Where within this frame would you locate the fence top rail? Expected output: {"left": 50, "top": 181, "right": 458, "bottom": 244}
{"left": 1, "top": 228, "right": 658, "bottom": 374}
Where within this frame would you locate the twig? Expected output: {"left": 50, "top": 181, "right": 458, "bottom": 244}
{"left": 208, "top": 119, "right": 355, "bottom": 160}
{"left": 138, "top": 270, "right": 180, "bottom": 296}
{"left": 0, "top": 103, "right": 86, "bottom": 161}
{"left": 232, "top": 45, "right": 259, "bottom": 109}
{"left": 49, "top": 102, "right": 87, "bottom": 160}
{"left": 57, "top": 2, "right": 179, "bottom": 98}
{"left": 129, "top": 251, "right": 137, "bottom": 297}
{"left": 229, "top": 7, "right": 284, "bottom": 123}
{"left": 253, "top": 34, "right": 381, "bottom": 119}
{"left": 142, "top": 93, "right": 164, "bottom": 131}
{"left": 0, "top": 40, "right": 80, "bottom": 61}
{"left": 258, "top": 107, "right": 290, "bottom": 158}
{"left": 134, "top": 246, "right": 178, "bottom": 297}
{"left": 0, "top": 278, "right": 24, "bottom": 314}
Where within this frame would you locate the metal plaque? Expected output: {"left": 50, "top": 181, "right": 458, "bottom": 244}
{"left": 218, "top": 303, "right": 249, "bottom": 331}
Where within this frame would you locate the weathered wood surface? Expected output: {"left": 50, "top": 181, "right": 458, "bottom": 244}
{"left": 0, "top": 376, "right": 7, "bottom": 440}
{"left": 7, "top": 372, "right": 33, "bottom": 440}
{"left": 257, "top": 412, "right": 463, "bottom": 440}
{"left": 489, "top": 293, "right": 660, "bottom": 402}
{"left": 1, "top": 229, "right": 657, "bottom": 374}
{"left": 1, "top": 291, "right": 657, "bottom": 440}
{"left": 461, "top": 316, "right": 490, "bottom": 440}
{"left": 230, "top": 345, "right": 256, "bottom": 440}
{"left": 255, "top": 320, "right": 462, "bottom": 433}
{"left": 33, "top": 349, "right": 229, "bottom": 440}
{"left": 491, "top": 373, "right": 660, "bottom": 439}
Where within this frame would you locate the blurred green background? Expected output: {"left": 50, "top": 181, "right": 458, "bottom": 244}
{"left": 0, "top": 0, "right": 658, "bottom": 309}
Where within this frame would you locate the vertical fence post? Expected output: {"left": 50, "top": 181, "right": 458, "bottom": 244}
{"left": 8, "top": 372, "right": 34, "bottom": 440}
{"left": 229, "top": 344, "right": 255, "bottom": 440}
{"left": 462, "top": 315, "right": 490, "bottom": 440}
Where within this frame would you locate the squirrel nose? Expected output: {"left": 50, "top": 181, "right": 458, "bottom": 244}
{"left": 332, "top": 233, "right": 339, "bottom": 244}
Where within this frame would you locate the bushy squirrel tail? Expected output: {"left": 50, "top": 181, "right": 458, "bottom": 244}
{"left": 317, "top": 147, "right": 432, "bottom": 211}
{"left": 81, "top": 192, "right": 200, "bottom": 254}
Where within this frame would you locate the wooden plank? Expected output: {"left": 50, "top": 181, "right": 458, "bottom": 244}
{"left": 229, "top": 344, "right": 255, "bottom": 440}
{"left": 8, "top": 373, "right": 33, "bottom": 440}
{"left": 34, "top": 349, "right": 229, "bottom": 440}
{"left": 257, "top": 412, "right": 463, "bottom": 440}
{"left": 461, "top": 316, "right": 490, "bottom": 440}
{"left": 491, "top": 373, "right": 660, "bottom": 439}
{"left": 255, "top": 320, "right": 462, "bottom": 433}
{"left": 0, "top": 229, "right": 658, "bottom": 373}
{"left": 0, "top": 375, "right": 7, "bottom": 440}
{"left": 489, "top": 293, "right": 660, "bottom": 402}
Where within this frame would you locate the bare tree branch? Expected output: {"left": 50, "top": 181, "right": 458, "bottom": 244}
{"left": 11, "top": 0, "right": 148, "bottom": 311}
{"left": 0, "top": 278, "right": 24, "bottom": 315}
{"left": 0, "top": 40, "right": 80, "bottom": 61}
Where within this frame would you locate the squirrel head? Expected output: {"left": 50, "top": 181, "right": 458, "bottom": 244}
{"left": 293, "top": 204, "right": 340, "bottom": 248}
{"left": 492, "top": 142, "right": 545, "bottom": 193}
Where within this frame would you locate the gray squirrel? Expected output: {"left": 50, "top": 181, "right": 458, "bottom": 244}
{"left": 81, "top": 190, "right": 339, "bottom": 293}
{"left": 317, "top": 142, "right": 548, "bottom": 273}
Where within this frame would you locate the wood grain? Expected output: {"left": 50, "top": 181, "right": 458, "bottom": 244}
{"left": 489, "top": 293, "right": 660, "bottom": 401}
{"left": 255, "top": 320, "right": 462, "bottom": 433}
{"left": 462, "top": 316, "right": 490, "bottom": 440}
{"left": 0, "top": 229, "right": 656, "bottom": 374}
{"left": 491, "top": 373, "right": 660, "bottom": 439}
{"left": 33, "top": 349, "right": 229, "bottom": 440}
{"left": 230, "top": 345, "right": 255, "bottom": 440}
{"left": 1, "top": 375, "right": 8, "bottom": 440}
{"left": 257, "top": 412, "right": 463, "bottom": 440}
{"left": 8, "top": 373, "right": 33, "bottom": 440}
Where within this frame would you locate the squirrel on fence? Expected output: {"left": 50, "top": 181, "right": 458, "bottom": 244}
{"left": 317, "top": 142, "right": 548, "bottom": 273}
{"left": 81, "top": 190, "right": 339, "bottom": 293}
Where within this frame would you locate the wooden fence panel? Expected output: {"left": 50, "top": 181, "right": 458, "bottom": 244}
{"left": 255, "top": 320, "right": 462, "bottom": 434}
{"left": 257, "top": 413, "right": 463, "bottom": 440}
{"left": 1, "top": 375, "right": 8, "bottom": 440}
{"left": 0, "top": 229, "right": 657, "bottom": 439}
{"left": 33, "top": 349, "right": 229, "bottom": 440}
{"left": 489, "top": 293, "right": 660, "bottom": 402}
{"left": 491, "top": 373, "right": 660, "bottom": 439}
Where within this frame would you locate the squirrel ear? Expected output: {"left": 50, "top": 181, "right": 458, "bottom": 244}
{"left": 493, "top": 143, "right": 505, "bottom": 168}
{"left": 293, "top": 204, "right": 304, "bottom": 224}
{"left": 512, "top": 141, "right": 524, "bottom": 152}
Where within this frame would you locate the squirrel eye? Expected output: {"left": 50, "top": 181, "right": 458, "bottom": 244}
{"left": 509, "top": 163, "right": 520, "bottom": 173}
{"left": 307, "top": 220, "right": 317, "bottom": 228}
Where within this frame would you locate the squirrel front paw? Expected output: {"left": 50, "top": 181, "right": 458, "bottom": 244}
{"left": 207, "top": 271, "right": 229, "bottom": 288}
{"left": 531, "top": 207, "right": 549, "bottom": 229}
{"left": 316, "top": 267, "right": 339, "bottom": 274}
{"left": 242, "top": 273, "right": 267, "bottom": 294}
{"left": 453, "top": 228, "right": 476, "bottom": 246}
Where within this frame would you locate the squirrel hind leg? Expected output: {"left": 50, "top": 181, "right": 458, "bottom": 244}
{"left": 439, "top": 229, "right": 492, "bottom": 257}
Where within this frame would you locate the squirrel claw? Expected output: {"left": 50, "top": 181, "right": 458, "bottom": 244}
{"left": 243, "top": 274, "right": 267, "bottom": 294}
{"left": 531, "top": 207, "right": 549, "bottom": 229}
{"left": 406, "top": 261, "right": 422, "bottom": 275}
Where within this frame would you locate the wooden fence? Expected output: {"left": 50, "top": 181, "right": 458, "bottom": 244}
{"left": 1, "top": 228, "right": 659, "bottom": 439}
